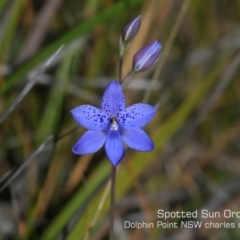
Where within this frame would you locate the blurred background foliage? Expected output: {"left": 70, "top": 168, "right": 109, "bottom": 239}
{"left": 0, "top": 0, "right": 240, "bottom": 239}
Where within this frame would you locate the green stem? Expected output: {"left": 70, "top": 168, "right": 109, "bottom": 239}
{"left": 121, "top": 70, "right": 135, "bottom": 88}
{"left": 109, "top": 165, "right": 116, "bottom": 240}
{"left": 119, "top": 56, "right": 123, "bottom": 83}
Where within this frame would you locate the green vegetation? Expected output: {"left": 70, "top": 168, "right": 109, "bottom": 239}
{"left": 1, "top": 0, "right": 240, "bottom": 239}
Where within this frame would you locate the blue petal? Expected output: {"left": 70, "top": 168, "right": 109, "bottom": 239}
{"left": 102, "top": 81, "right": 125, "bottom": 116}
{"left": 105, "top": 131, "right": 124, "bottom": 166}
{"left": 73, "top": 130, "right": 107, "bottom": 154}
{"left": 121, "top": 129, "right": 154, "bottom": 151}
{"left": 118, "top": 103, "right": 156, "bottom": 129}
{"left": 71, "top": 105, "right": 109, "bottom": 130}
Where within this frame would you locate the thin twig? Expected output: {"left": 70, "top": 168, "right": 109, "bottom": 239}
{"left": 0, "top": 136, "right": 53, "bottom": 193}
{"left": 0, "top": 125, "right": 80, "bottom": 193}
{"left": 182, "top": 51, "right": 240, "bottom": 142}
{"left": 0, "top": 45, "right": 64, "bottom": 125}
{"left": 83, "top": 179, "right": 111, "bottom": 240}
{"left": 109, "top": 165, "right": 116, "bottom": 240}
{"left": 163, "top": 50, "right": 240, "bottom": 162}
{"left": 143, "top": 0, "right": 191, "bottom": 103}
{"left": 17, "top": 0, "right": 63, "bottom": 62}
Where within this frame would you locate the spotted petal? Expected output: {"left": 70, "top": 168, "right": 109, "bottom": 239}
{"left": 73, "top": 130, "right": 107, "bottom": 154}
{"left": 121, "top": 128, "right": 154, "bottom": 151}
{"left": 105, "top": 131, "right": 124, "bottom": 166}
{"left": 71, "top": 105, "right": 109, "bottom": 130}
{"left": 118, "top": 103, "right": 156, "bottom": 129}
{"left": 102, "top": 81, "right": 125, "bottom": 116}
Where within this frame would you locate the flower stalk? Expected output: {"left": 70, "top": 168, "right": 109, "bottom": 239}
{"left": 119, "top": 36, "right": 125, "bottom": 83}
{"left": 109, "top": 165, "right": 116, "bottom": 240}
{"left": 121, "top": 70, "right": 135, "bottom": 88}
{"left": 119, "top": 55, "right": 123, "bottom": 84}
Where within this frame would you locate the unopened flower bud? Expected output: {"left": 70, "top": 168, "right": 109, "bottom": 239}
{"left": 122, "top": 15, "right": 141, "bottom": 43}
{"left": 132, "top": 41, "right": 162, "bottom": 73}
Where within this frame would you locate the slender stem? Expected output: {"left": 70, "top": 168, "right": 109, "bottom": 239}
{"left": 121, "top": 70, "right": 135, "bottom": 88}
{"left": 119, "top": 56, "right": 123, "bottom": 84}
{"left": 109, "top": 165, "right": 116, "bottom": 240}
{"left": 118, "top": 36, "right": 125, "bottom": 83}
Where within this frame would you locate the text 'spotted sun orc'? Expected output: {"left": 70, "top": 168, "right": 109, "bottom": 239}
{"left": 70, "top": 15, "right": 162, "bottom": 240}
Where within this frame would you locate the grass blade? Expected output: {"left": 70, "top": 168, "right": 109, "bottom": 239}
{"left": 1, "top": 0, "right": 142, "bottom": 94}
{"left": 0, "top": 46, "right": 63, "bottom": 125}
{"left": 0, "top": 136, "right": 53, "bottom": 193}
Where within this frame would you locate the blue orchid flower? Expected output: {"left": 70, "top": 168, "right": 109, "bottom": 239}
{"left": 71, "top": 81, "right": 157, "bottom": 166}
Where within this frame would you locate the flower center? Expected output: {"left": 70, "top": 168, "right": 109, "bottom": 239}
{"left": 109, "top": 117, "right": 118, "bottom": 131}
